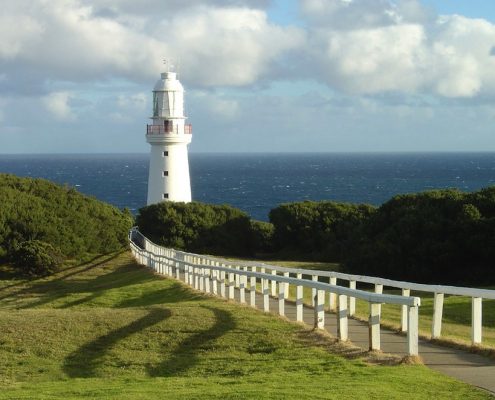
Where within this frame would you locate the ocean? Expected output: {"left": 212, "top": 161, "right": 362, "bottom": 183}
{"left": 1, "top": 152, "right": 495, "bottom": 221}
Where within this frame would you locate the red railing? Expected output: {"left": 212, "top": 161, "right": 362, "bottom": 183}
{"left": 147, "top": 124, "right": 192, "bottom": 135}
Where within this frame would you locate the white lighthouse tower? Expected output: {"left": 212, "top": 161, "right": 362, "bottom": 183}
{"left": 146, "top": 68, "right": 192, "bottom": 205}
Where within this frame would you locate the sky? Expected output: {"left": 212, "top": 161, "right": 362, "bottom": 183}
{"left": 1, "top": 0, "right": 495, "bottom": 153}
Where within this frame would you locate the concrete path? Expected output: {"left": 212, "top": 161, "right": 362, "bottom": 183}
{"left": 225, "top": 285, "right": 495, "bottom": 395}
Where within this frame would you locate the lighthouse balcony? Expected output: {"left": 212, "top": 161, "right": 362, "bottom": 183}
{"left": 147, "top": 124, "right": 192, "bottom": 135}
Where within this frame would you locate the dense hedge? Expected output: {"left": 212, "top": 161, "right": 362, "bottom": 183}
{"left": 0, "top": 174, "right": 133, "bottom": 268}
{"left": 269, "top": 201, "right": 375, "bottom": 261}
{"left": 136, "top": 202, "right": 259, "bottom": 257}
{"left": 343, "top": 188, "right": 495, "bottom": 285}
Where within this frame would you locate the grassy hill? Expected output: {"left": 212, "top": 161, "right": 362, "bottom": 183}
{"left": 0, "top": 252, "right": 491, "bottom": 399}
{"left": 0, "top": 174, "right": 133, "bottom": 267}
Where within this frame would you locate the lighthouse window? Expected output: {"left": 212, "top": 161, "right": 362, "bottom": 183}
{"left": 163, "top": 151, "right": 168, "bottom": 157}
{"left": 163, "top": 193, "right": 169, "bottom": 199}
{"left": 163, "top": 171, "right": 168, "bottom": 177}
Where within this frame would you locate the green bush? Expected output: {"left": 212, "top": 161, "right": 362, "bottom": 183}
{"left": 250, "top": 220, "right": 274, "bottom": 254}
{"left": 0, "top": 174, "right": 134, "bottom": 265}
{"left": 136, "top": 202, "right": 256, "bottom": 257}
{"left": 343, "top": 188, "right": 495, "bottom": 285}
{"left": 269, "top": 201, "right": 375, "bottom": 261}
{"left": 12, "top": 240, "right": 64, "bottom": 277}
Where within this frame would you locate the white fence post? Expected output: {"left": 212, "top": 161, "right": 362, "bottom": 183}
{"left": 337, "top": 295, "right": 348, "bottom": 341}
{"left": 432, "top": 293, "right": 444, "bottom": 339}
{"left": 311, "top": 275, "right": 318, "bottom": 307}
{"left": 314, "top": 290, "right": 325, "bottom": 329}
{"left": 401, "top": 288, "right": 410, "bottom": 332}
{"left": 283, "top": 272, "right": 290, "bottom": 299}
{"left": 278, "top": 279, "right": 285, "bottom": 317}
{"left": 296, "top": 273, "right": 303, "bottom": 323}
{"left": 329, "top": 277, "right": 337, "bottom": 311}
{"left": 262, "top": 272, "right": 269, "bottom": 312}
{"left": 250, "top": 266, "right": 256, "bottom": 307}
{"left": 235, "top": 267, "right": 240, "bottom": 288}
{"left": 407, "top": 305, "right": 419, "bottom": 356}
{"left": 228, "top": 271, "right": 235, "bottom": 300}
{"left": 349, "top": 280, "right": 356, "bottom": 316}
{"left": 374, "top": 284, "right": 383, "bottom": 317}
{"left": 472, "top": 297, "right": 482, "bottom": 345}
{"left": 240, "top": 267, "right": 247, "bottom": 304}
{"left": 205, "top": 267, "right": 211, "bottom": 294}
{"left": 220, "top": 270, "right": 226, "bottom": 298}
{"left": 271, "top": 270, "right": 277, "bottom": 297}
{"left": 369, "top": 302, "right": 381, "bottom": 351}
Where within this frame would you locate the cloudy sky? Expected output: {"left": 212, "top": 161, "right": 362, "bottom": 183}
{"left": 1, "top": 0, "right": 495, "bottom": 153}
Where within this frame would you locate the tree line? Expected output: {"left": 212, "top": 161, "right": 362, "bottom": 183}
{"left": 137, "top": 188, "right": 495, "bottom": 285}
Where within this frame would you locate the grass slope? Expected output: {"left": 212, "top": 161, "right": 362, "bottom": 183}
{"left": 0, "top": 252, "right": 491, "bottom": 399}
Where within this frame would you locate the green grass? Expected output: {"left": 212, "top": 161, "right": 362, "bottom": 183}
{"left": 252, "top": 260, "right": 495, "bottom": 349}
{"left": 0, "top": 252, "right": 491, "bottom": 399}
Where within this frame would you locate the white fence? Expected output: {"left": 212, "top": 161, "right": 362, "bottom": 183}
{"left": 130, "top": 228, "right": 495, "bottom": 347}
{"left": 129, "top": 229, "right": 422, "bottom": 356}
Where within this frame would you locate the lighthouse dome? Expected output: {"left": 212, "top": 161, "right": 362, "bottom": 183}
{"left": 153, "top": 72, "right": 184, "bottom": 92}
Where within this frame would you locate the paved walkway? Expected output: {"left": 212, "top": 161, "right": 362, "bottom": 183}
{"left": 206, "top": 281, "right": 495, "bottom": 395}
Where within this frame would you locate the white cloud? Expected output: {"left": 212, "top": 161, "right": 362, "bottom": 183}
{"left": 42, "top": 91, "right": 76, "bottom": 121}
{"left": 301, "top": 1, "right": 495, "bottom": 98}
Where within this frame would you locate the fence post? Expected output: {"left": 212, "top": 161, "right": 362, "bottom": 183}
{"left": 432, "top": 293, "right": 444, "bottom": 339}
{"left": 369, "top": 302, "right": 381, "bottom": 351}
{"left": 250, "top": 266, "right": 256, "bottom": 307}
{"left": 212, "top": 265, "right": 218, "bottom": 295}
{"left": 329, "top": 277, "right": 337, "bottom": 311}
{"left": 228, "top": 271, "right": 235, "bottom": 300}
{"left": 337, "top": 295, "right": 348, "bottom": 341}
{"left": 283, "top": 272, "right": 290, "bottom": 299}
{"left": 349, "top": 280, "right": 356, "bottom": 316}
{"left": 314, "top": 290, "right": 325, "bottom": 329}
{"left": 401, "top": 288, "right": 410, "bottom": 332}
{"left": 296, "top": 273, "right": 303, "bottom": 322}
{"left": 271, "top": 270, "right": 277, "bottom": 297}
{"left": 374, "top": 284, "right": 383, "bottom": 317}
{"left": 472, "top": 297, "right": 482, "bottom": 345}
{"left": 407, "top": 305, "right": 419, "bottom": 356}
{"left": 199, "top": 267, "right": 204, "bottom": 292}
{"left": 311, "top": 275, "right": 318, "bottom": 307}
{"left": 240, "top": 267, "right": 247, "bottom": 304}
{"left": 184, "top": 263, "right": 189, "bottom": 284}
{"left": 220, "top": 269, "right": 226, "bottom": 298}
{"left": 235, "top": 267, "right": 241, "bottom": 288}
{"left": 205, "top": 267, "right": 211, "bottom": 294}
{"left": 278, "top": 277, "right": 285, "bottom": 316}
{"left": 262, "top": 268, "right": 269, "bottom": 312}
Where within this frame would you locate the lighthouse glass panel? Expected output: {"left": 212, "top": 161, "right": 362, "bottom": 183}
{"left": 153, "top": 92, "right": 159, "bottom": 117}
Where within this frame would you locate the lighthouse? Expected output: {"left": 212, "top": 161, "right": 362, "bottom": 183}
{"left": 146, "top": 69, "right": 192, "bottom": 205}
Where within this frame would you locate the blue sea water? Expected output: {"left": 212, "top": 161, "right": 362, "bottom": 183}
{"left": 1, "top": 153, "right": 495, "bottom": 221}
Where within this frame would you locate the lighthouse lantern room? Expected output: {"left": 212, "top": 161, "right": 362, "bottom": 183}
{"left": 146, "top": 68, "right": 192, "bottom": 205}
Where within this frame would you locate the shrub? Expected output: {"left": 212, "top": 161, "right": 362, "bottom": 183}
{"left": 250, "top": 220, "right": 274, "bottom": 254}
{"left": 0, "top": 174, "right": 134, "bottom": 264}
{"left": 269, "top": 201, "right": 375, "bottom": 261}
{"left": 12, "top": 240, "right": 64, "bottom": 277}
{"left": 343, "top": 189, "right": 495, "bottom": 285}
{"left": 136, "top": 202, "right": 256, "bottom": 257}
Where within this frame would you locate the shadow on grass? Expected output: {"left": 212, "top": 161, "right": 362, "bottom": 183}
{"left": 0, "top": 252, "right": 124, "bottom": 302}
{"left": 14, "top": 261, "right": 155, "bottom": 309}
{"left": 148, "top": 306, "right": 236, "bottom": 377}
{"left": 63, "top": 308, "right": 172, "bottom": 378}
